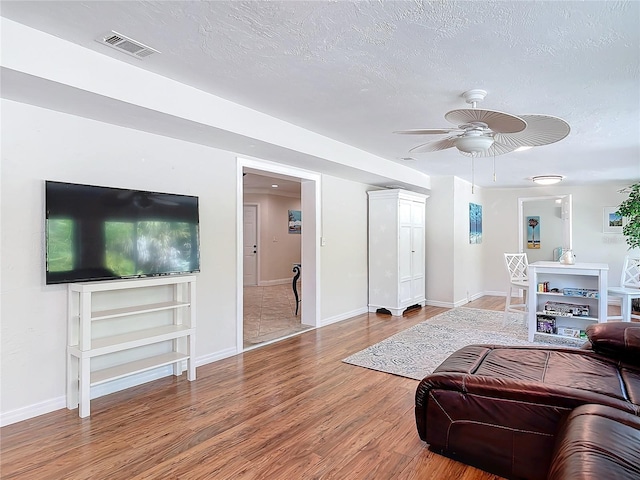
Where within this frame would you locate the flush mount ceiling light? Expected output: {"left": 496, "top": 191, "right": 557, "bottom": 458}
{"left": 532, "top": 175, "right": 564, "bottom": 185}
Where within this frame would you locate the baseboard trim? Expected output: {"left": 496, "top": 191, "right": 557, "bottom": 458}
{"left": 0, "top": 396, "right": 67, "bottom": 427}
{"left": 484, "top": 290, "right": 507, "bottom": 297}
{"left": 257, "top": 278, "right": 291, "bottom": 287}
{"left": 321, "top": 307, "right": 369, "bottom": 326}
{"left": 196, "top": 347, "right": 238, "bottom": 366}
{"left": 425, "top": 300, "right": 456, "bottom": 308}
{"left": 453, "top": 298, "right": 470, "bottom": 308}
{"left": 427, "top": 291, "right": 488, "bottom": 309}
{"left": 1, "top": 347, "right": 240, "bottom": 427}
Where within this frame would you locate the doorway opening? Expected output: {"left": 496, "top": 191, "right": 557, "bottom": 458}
{"left": 518, "top": 194, "right": 572, "bottom": 261}
{"left": 236, "top": 158, "right": 321, "bottom": 352}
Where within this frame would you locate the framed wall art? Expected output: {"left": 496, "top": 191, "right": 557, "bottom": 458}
{"left": 469, "top": 203, "right": 482, "bottom": 244}
{"left": 527, "top": 216, "right": 541, "bottom": 249}
{"left": 603, "top": 206, "right": 623, "bottom": 234}
{"left": 288, "top": 210, "right": 301, "bottom": 234}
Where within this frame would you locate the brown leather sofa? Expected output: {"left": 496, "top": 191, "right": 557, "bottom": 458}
{"left": 415, "top": 322, "right": 640, "bottom": 480}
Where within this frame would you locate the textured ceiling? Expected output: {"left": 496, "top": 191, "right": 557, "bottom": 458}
{"left": 1, "top": 1, "right": 639, "bottom": 188}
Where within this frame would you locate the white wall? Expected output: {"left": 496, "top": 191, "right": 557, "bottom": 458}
{"left": 425, "top": 176, "right": 455, "bottom": 306}
{"left": 425, "top": 176, "right": 485, "bottom": 307}
{"left": 0, "top": 99, "right": 373, "bottom": 423}
{"left": 319, "top": 175, "right": 370, "bottom": 323}
{"left": 426, "top": 178, "right": 632, "bottom": 307}
{"left": 453, "top": 177, "right": 485, "bottom": 306}
{"left": 483, "top": 185, "right": 632, "bottom": 295}
{"left": 1, "top": 18, "right": 431, "bottom": 194}
{"left": 0, "top": 99, "right": 235, "bottom": 419}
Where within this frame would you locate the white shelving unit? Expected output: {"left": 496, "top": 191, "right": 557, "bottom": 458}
{"left": 527, "top": 262, "right": 608, "bottom": 342}
{"left": 367, "top": 189, "right": 428, "bottom": 316}
{"left": 67, "top": 275, "right": 196, "bottom": 417}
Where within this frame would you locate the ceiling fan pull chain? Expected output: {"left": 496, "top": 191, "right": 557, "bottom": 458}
{"left": 471, "top": 154, "right": 476, "bottom": 194}
{"left": 493, "top": 151, "right": 497, "bottom": 182}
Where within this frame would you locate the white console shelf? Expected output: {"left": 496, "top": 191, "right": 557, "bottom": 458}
{"left": 67, "top": 275, "right": 196, "bottom": 417}
{"left": 527, "top": 262, "right": 608, "bottom": 343}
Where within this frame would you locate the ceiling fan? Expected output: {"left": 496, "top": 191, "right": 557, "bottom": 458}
{"left": 395, "top": 89, "right": 570, "bottom": 157}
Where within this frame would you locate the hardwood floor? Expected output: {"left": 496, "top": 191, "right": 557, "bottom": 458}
{"left": 1, "top": 298, "right": 507, "bottom": 479}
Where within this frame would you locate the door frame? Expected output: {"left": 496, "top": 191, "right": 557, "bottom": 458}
{"left": 518, "top": 194, "right": 573, "bottom": 254}
{"left": 242, "top": 203, "right": 259, "bottom": 286}
{"left": 236, "top": 156, "right": 322, "bottom": 353}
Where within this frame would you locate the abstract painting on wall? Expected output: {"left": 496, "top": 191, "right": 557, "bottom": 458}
{"left": 469, "top": 203, "right": 482, "bottom": 244}
{"left": 527, "top": 216, "right": 541, "bottom": 249}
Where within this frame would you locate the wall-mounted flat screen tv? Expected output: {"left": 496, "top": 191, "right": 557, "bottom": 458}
{"left": 45, "top": 181, "right": 200, "bottom": 284}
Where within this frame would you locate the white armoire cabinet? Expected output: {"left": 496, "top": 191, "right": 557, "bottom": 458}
{"left": 368, "top": 189, "right": 428, "bottom": 316}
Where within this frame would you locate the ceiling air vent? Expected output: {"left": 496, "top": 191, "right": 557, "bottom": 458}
{"left": 96, "top": 31, "right": 160, "bottom": 59}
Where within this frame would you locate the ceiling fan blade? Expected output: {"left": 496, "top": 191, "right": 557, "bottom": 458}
{"left": 409, "top": 138, "right": 457, "bottom": 153}
{"left": 394, "top": 128, "right": 461, "bottom": 135}
{"left": 445, "top": 108, "right": 527, "bottom": 134}
{"left": 494, "top": 115, "right": 570, "bottom": 147}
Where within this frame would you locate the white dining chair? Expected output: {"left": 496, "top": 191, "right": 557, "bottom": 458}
{"left": 504, "top": 253, "right": 529, "bottom": 324}
{"left": 608, "top": 255, "right": 640, "bottom": 322}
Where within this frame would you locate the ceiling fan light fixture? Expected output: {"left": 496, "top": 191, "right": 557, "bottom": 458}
{"left": 532, "top": 175, "right": 564, "bottom": 185}
{"left": 515, "top": 146, "right": 533, "bottom": 152}
{"left": 455, "top": 135, "right": 494, "bottom": 153}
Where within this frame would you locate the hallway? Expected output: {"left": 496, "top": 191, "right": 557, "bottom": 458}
{"left": 243, "top": 283, "right": 312, "bottom": 348}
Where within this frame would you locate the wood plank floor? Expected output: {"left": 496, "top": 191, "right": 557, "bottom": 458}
{"left": 1, "top": 298, "right": 508, "bottom": 479}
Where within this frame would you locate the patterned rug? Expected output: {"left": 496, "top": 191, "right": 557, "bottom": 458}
{"left": 342, "top": 307, "right": 582, "bottom": 380}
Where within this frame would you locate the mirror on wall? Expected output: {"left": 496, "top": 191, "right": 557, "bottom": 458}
{"left": 518, "top": 195, "right": 572, "bottom": 262}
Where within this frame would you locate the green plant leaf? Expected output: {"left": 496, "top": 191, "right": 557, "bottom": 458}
{"left": 617, "top": 183, "right": 640, "bottom": 249}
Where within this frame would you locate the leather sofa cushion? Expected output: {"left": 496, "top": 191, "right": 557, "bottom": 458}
{"left": 430, "top": 345, "right": 637, "bottom": 406}
{"left": 624, "top": 366, "right": 640, "bottom": 406}
{"left": 548, "top": 404, "right": 640, "bottom": 480}
{"left": 586, "top": 322, "right": 640, "bottom": 365}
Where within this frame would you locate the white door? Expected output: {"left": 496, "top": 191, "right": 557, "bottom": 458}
{"left": 399, "top": 223, "right": 412, "bottom": 303}
{"left": 398, "top": 200, "right": 413, "bottom": 304}
{"left": 411, "top": 200, "right": 425, "bottom": 302}
{"left": 243, "top": 205, "right": 258, "bottom": 286}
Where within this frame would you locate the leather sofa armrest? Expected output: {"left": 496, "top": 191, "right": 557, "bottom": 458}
{"left": 564, "top": 403, "right": 640, "bottom": 429}
{"left": 586, "top": 322, "right": 640, "bottom": 364}
{"left": 548, "top": 404, "right": 640, "bottom": 480}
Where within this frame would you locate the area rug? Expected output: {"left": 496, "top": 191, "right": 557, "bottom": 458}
{"left": 342, "top": 307, "right": 582, "bottom": 381}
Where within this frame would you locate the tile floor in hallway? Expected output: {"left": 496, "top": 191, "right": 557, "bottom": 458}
{"left": 243, "top": 282, "right": 312, "bottom": 348}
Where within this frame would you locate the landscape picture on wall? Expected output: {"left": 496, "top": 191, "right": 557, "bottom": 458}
{"left": 603, "top": 206, "right": 623, "bottom": 234}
